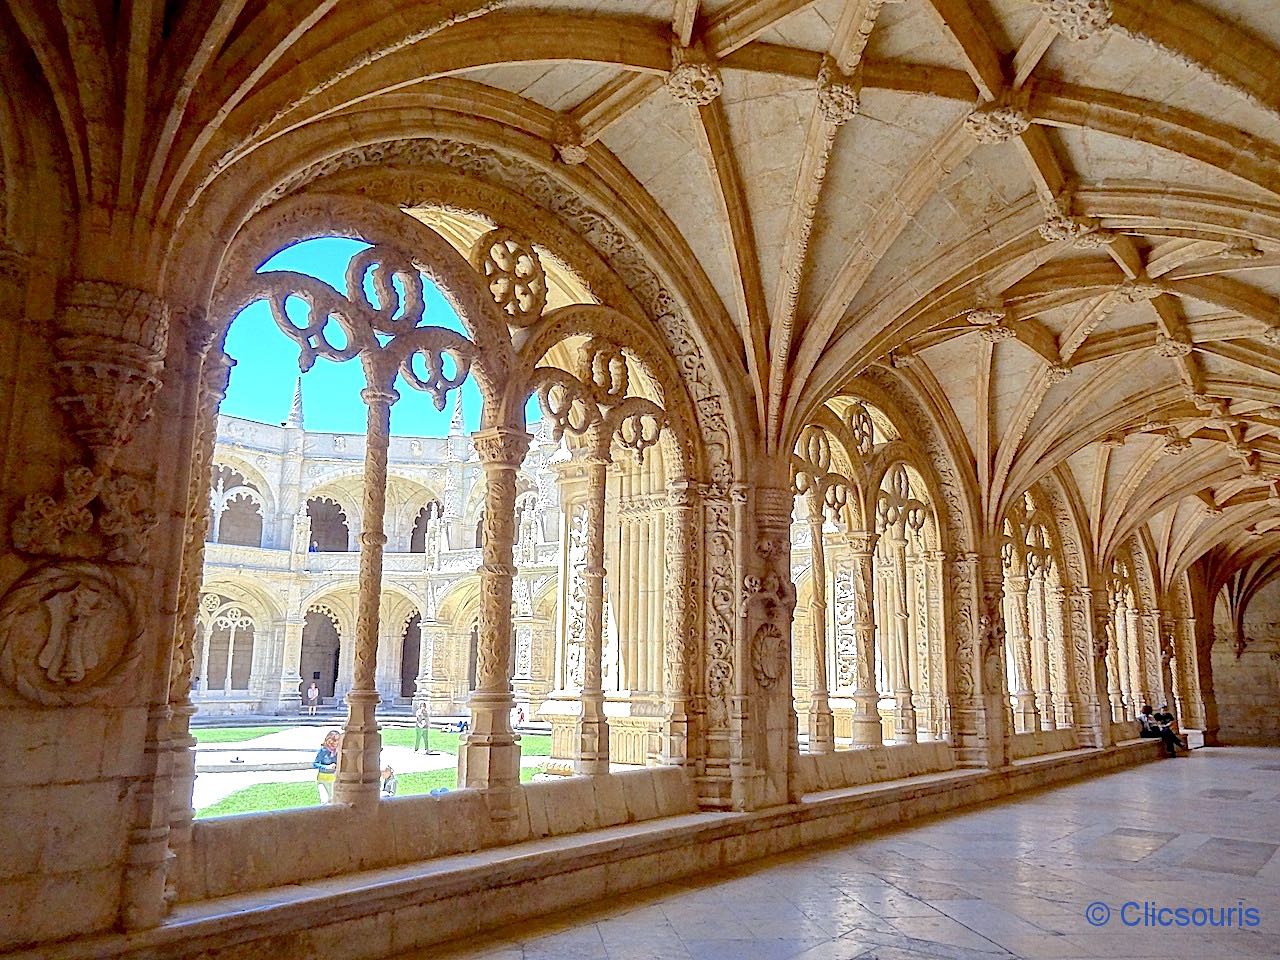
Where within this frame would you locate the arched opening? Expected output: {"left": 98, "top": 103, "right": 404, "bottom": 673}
{"left": 400, "top": 613, "right": 422, "bottom": 698}
{"left": 208, "top": 465, "right": 266, "bottom": 546}
{"left": 218, "top": 493, "right": 264, "bottom": 546}
{"left": 301, "top": 608, "right": 342, "bottom": 700}
{"left": 410, "top": 500, "right": 442, "bottom": 553}
{"left": 307, "top": 497, "right": 351, "bottom": 551}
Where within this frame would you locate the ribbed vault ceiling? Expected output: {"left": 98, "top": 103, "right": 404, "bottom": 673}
{"left": 4, "top": 0, "right": 1280, "bottom": 592}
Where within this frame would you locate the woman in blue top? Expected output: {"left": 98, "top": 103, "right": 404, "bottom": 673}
{"left": 313, "top": 729, "right": 340, "bottom": 803}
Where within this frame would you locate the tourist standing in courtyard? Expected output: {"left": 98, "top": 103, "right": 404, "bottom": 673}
{"left": 306, "top": 681, "right": 319, "bottom": 716}
{"left": 313, "top": 730, "right": 339, "bottom": 802}
{"left": 414, "top": 700, "right": 431, "bottom": 752}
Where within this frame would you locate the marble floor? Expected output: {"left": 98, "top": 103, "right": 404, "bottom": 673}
{"left": 407, "top": 747, "right": 1280, "bottom": 960}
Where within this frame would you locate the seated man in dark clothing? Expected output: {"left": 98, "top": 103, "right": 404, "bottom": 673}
{"left": 1140, "top": 704, "right": 1181, "bottom": 757}
{"left": 1154, "top": 703, "right": 1187, "bottom": 752}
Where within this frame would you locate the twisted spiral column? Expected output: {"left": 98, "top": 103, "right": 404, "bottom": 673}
{"left": 332, "top": 385, "right": 395, "bottom": 807}
{"left": 805, "top": 493, "right": 834, "bottom": 753}
{"left": 847, "top": 532, "right": 882, "bottom": 747}
{"left": 576, "top": 456, "right": 610, "bottom": 774}
{"left": 458, "top": 427, "right": 530, "bottom": 809}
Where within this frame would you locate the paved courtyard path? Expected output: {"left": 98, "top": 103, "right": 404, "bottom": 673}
{"left": 405, "top": 747, "right": 1280, "bottom": 960}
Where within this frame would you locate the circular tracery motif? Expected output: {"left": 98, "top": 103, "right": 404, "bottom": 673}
{"left": 847, "top": 404, "right": 875, "bottom": 456}
{"left": 475, "top": 229, "right": 548, "bottom": 326}
{"left": 0, "top": 563, "right": 140, "bottom": 706}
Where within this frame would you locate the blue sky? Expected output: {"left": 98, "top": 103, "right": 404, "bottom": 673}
{"left": 223, "top": 237, "right": 536, "bottom": 435}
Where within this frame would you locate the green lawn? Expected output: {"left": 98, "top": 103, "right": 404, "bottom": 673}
{"left": 381, "top": 728, "right": 552, "bottom": 757}
{"left": 195, "top": 766, "right": 537, "bottom": 818}
{"left": 191, "top": 726, "right": 287, "bottom": 744}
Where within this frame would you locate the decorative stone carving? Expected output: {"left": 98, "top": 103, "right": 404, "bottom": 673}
{"left": 817, "top": 56, "right": 860, "bottom": 125}
{"left": 260, "top": 138, "right": 734, "bottom": 492}
{"left": 14, "top": 281, "right": 170, "bottom": 562}
{"left": 964, "top": 100, "right": 1031, "bottom": 143}
{"left": 1035, "top": 0, "right": 1113, "bottom": 42}
{"left": 750, "top": 622, "right": 786, "bottom": 688}
{"left": 1122, "top": 280, "right": 1162, "bottom": 302}
{"left": 0, "top": 563, "right": 140, "bottom": 705}
{"left": 1155, "top": 333, "right": 1192, "bottom": 356}
{"left": 1046, "top": 362, "right": 1072, "bottom": 384}
{"left": 473, "top": 228, "right": 548, "bottom": 326}
{"left": 977, "top": 323, "right": 1015, "bottom": 343}
{"left": 666, "top": 48, "right": 722, "bottom": 106}
{"left": 551, "top": 118, "right": 589, "bottom": 165}
{"left": 1162, "top": 433, "right": 1192, "bottom": 456}
{"left": 966, "top": 302, "right": 1007, "bottom": 327}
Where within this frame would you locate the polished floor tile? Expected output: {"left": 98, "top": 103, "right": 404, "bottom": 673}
{"left": 407, "top": 748, "right": 1280, "bottom": 960}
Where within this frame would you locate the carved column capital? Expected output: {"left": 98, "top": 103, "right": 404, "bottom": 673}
{"left": 473, "top": 427, "right": 532, "bottom": 468}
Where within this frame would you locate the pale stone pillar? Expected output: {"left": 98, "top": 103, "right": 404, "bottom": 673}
{"left": 888, "top": 532, "right": 917, "bottom": 742}
{"left": 1173, "top": 616, "right": 1206, "bottom": 730}
{"left": 847, "top": 532, "right": 882, "bottom": 747}
{"left": 275, "top": 617, "right": 305, "bottom": 713}
{"left": 1005, "top": 574, "right": 1040, "bottom": 732}
{"left": 1074, "top": 587, "right": 1110, "bottom": 747}
{"left": 458, "top": 427, "right": 530, "bottom": 809}
{"left": 1087, "top": 586, "right": 1116, "bottom": 747}
{"left": 960, "top": 551, "right": 1011, "bottom": 768}
{"left": 1048, "top": 586, "right": 1075, "bottom": 727}
{"left": 576, "top": 456, "right": 611, "bottom": 774}
{"left": 662, "top": 480, "right": 696, "bottom": 766}
{"left": 805, "top": 493, "right": 835, "bottom": 753}
{"left": 196, "top": 615, "right": 212, "bottom": 695}
{"left": 1122, "top": 604, "right": 1142, "bottom": 712}
{"left": 1030, "top": 566, "right": 1056, "bottom": 731}
{"left": 165, "top": 350, "right": 233, "bottom": 909}
{"left": 1106, "top": 601, "right": 1126, "bottom": 721}
{"left": 333, "top": 384, "right": 396, "bottom": 807}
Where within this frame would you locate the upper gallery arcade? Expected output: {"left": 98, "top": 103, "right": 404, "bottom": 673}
{"left": 1, "top": 1, "right": 1279, "bottom": 956}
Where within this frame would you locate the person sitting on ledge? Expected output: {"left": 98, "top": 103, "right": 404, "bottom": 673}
{"left": 1154, "top": 703, "right": 1188, "bottom": 752}
{"left": 1139, "top": 704, "right": 1182, "bottom": 757}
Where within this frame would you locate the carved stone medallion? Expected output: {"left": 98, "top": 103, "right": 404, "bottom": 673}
{"left": 0, "top": 563, "right": 140, "bottom": 706}
{"left": 751, "top": 622, "right": 786, "bottom": 688}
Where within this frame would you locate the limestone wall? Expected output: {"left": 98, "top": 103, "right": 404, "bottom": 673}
{"left": 1211, "top": 580, "right": 1280, "bottom": 745}
{"left": 176, "top": 766, "right": 697, "bottom": 901}
{"left": 793, "top": 741, "right": 955, "bottom": 794}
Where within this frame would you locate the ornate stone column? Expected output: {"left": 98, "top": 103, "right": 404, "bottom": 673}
{"left": 805, "top": 492, "right": 835, "bottom": 752}
{"left": 275, "top": 616, "right": 305, "bottom": 712}
{"left": 575, "top": 454, "right": 610, "bottom": 774}
{"left": 333, "top": 384, "right": 397, "bottom": 807}
{"left": 662, "top": 480, "right": 696, "bottom": 766}
{"left": 955, "top": 551, "right": 1011, "bottom": 768}
{"left": 164, "top": 349, "right": 231, "bottom": 907}
{"left": 847, "top": 532, "right": 882, "bottom": 746}
{"left": 1106, "top": 600, "right": 1126, "bottom": 721}
{"left": 1005, "top": 573, "right": 1040, "bottom": 733}
{"left": 888, "top": 530, "right": 917, "bottom": 742}
{"left": 1029, "top": 564, "right": 1056, "bottom": 730}
{"left": 1087, "top": 587, "right": 1116, "bottom": 747}
{"left": 458, "top": 427, "right": 530, "bottom": 810}
{"left": 1075, "top": 587, "right": 1111, "bottom": 747}
{"left": 1047, "top": 585, "right": 1074, "bottom": 727}
{"left": 1173, "top": 616, "right": 1206, "bottom": 731}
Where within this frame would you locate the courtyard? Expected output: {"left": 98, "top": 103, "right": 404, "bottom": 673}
{"left": 191, "top": 722, "right": 554, "bottom": 816}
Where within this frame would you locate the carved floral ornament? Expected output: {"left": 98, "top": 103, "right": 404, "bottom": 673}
{"left": 14, "top": 281, "right": 170, "bottom": 562}
{"left": 531, "top": 338, "right": 666, "bottom": 464}
{"left": 666, "top": 45, "right": 722, "bottom": 106}
{"left": 0, "top": 563, "right": 141, "bottom": 706}
{"left": 471, "top": 228, "right": 548, "bottom": 326}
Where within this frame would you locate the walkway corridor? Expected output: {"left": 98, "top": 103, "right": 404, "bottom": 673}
{"left": 414, "top": 749, "right": 1280, "bottom": 960}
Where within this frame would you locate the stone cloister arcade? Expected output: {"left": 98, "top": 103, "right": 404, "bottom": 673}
{"left": 4, "top": 1, "right": 1280, "bottom": 957}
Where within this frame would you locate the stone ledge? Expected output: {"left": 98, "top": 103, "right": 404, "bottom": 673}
{"left": 8, "top": 740, "right": 1164, "bottom": 960}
